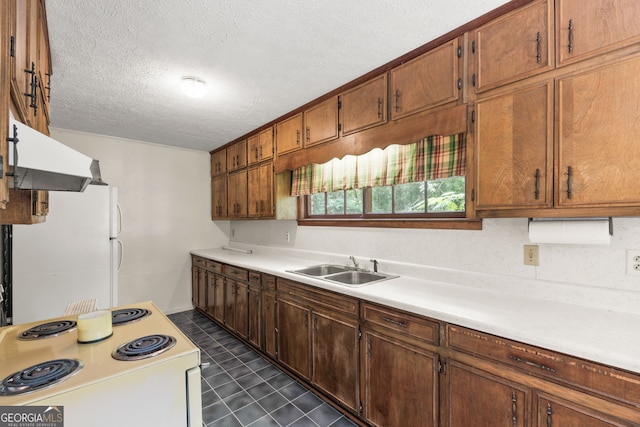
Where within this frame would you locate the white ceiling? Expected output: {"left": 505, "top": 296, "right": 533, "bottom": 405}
{"left": 45, "top": 0, "right": 509, "bottom": 152}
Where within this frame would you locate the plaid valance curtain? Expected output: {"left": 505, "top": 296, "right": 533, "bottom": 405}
{"left": 291, "top": 133, "right": 466, "bottom": 196}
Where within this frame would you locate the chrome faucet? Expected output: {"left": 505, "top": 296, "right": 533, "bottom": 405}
{"left": 370, "top": 259, "right": 379, "bottom": 273}
{"left": 349, "top": 256, "right": 359, "bottom": 270}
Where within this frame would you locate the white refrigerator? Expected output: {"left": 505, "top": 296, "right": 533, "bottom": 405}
{"left": 12, "top": 186, "right": 121, "bottom": 324}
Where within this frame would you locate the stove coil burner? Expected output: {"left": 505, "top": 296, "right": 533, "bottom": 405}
{"left": 112, "top": 334, "right": 176, "bottom": 361}
{"left": 111, "top": 308, "right": 151, "bottom": 326}
{"left": 0, "top": 359, "right": 84, "bottom": 396}
{"left": 18, "top": 320, "right": 77, "bottom": 340}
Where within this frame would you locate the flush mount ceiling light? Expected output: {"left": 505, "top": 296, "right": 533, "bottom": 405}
{"left": 180, "top": 76, "right": 207, "bottom": 98}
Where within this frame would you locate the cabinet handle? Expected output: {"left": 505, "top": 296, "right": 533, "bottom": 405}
{"left": 255, "top": 148, "right": 259, "bottom": 160}
{"left": 534, "top": 168, "right": 540, "bottom": 200}
{"left": 546, "top": 403, "right": 552, "bottom": 427}
{"left": 536, "top": 31, "right": 541, "bottom": 64}
{"left": 377, "top": 97, "right": 382, "bottom": 118}
{"left": 259, "top": 146, "right": 263, "bottom": 159}
{"left": 568, "top": 19, "right": 574, "bottom": 54}
{"left": 303, "top": 313, "right": 308, "bottom": 327}
{"left": 313, "top": 315, "right": 318, "bottom": 332}
{"left": 566, "top": 166, "right": 573, "bottom": 200}
{"left": 471, "top": 73, "right": 476, "bottom": 87}
{"left": 306, "top": 127, "right": 310, "bottom": 143}
{"left": 509, "top": 355, "right": 555, "bottom": 372}
{"left": 383, "top": 317, "right": 407, "bottom": 328}
{"left": 24, "top": 62, "right": 38, "bottom": 115}
{"left": 457, "top": 78, "right": 463, "bottom": 90}
{"left": 296, "top": 130, "right": 301, "bottom": 145}
{"left": 511, "top": 392, "right": 517, "bottom": 427}
{"left": 260, "top": 200, "right": 264, "bottom": 214}
{"left": 394, "top": 90, "right": 400, "bottom": 112}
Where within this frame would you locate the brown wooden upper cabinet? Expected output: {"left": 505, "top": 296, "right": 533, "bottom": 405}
{"left": 339, "top": 74, "right": 388, "bottom": 136}
{"left": 390, "top": 37, "right": 461, "bottom": 120}
{"left": 227, "top": 169, "right": 247, "bottom": 218}
{"left": 247, "top": 162, "right": 273, "bottom": 218}
{"left": 276, "top": 112, "right": 303, "bottom": 155}
{"left": 471, "top": 0, "right": 553, "bottom": 93}
{"left": 556, "top": 0, "right": 640, "bottom": 67}
{"left": 556, "top": 53, "right": 640, "bottom": 208}
{"left": 211, "top": 148, "right": 227, "bottom": 176}
{"left": 226, "top": 139, "right": 247, "bottom": 171}
{"left": 303, "top": 96, "right": 339, "bottom": 148}
{"left": 247, "top": 127, "right": 274, "bottom": 165}
{"left": 474, "top": 81, "right": 553, "bottom": 211}
{"left": 211, "top": 175, "right": 227, "bottom": 219}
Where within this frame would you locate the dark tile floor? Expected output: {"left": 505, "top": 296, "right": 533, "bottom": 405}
{"left": 169, "top": 309, "right": 358, "bottom": 427}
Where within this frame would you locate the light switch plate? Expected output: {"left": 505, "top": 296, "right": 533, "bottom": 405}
{"left": 524, "top": 245, "right": 539, "bottom": 266}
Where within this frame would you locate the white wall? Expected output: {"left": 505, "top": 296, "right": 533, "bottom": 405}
{"left": 230, "top": 217, "right": 640, "bottom": 293}
{"left": 49, "top": 128, "right": 230, "bottom": 313}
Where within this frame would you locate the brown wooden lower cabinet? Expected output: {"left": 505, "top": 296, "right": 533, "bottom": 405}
{"left": 191, "top": 257, "right": 640, "bottom": 427}
{"left": 361, "top": 329, "right": 439, "bottom": 427}
{"left": 446, "top": 360, "right": 529, "bottom": 427}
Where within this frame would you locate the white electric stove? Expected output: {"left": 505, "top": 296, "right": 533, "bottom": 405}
{"left": 0, "top": 301, "right": 202, "bottom": 427}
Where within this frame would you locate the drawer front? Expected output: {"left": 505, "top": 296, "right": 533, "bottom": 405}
{"left": 249, "top": 271, "right": 262, "bottom": 287}
{"left": 277, "top": 278, "right": 358, "bottom": 316}
{"left": 262, "top": 274, "right": 276, "bottom": 291}
{"left": 225, "top": 265, "right": 249, "bottom": 282}
{"left": 205, "top": 260, "right": 222, "bottom": 274}
{"left": 362, "top": 303, "right": 439, "bottom": 345}
{"left": 191, "top": 256, "right": 206, "bottom": 269}
{"left": 447, "top": 324, "right": 640, "bottom": 407}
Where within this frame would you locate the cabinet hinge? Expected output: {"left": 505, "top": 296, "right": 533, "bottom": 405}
{"left": 10, "top": 36, "right": 15, "bottom": 57}
{"left": 471, "top": 189, "right": 475, "bottom": 202}
{"left": 337, "top": 99, "right": 342, "bottom": 109}
{"left": 457, "top": 45, "right": 462, "bottom": 58}
{"left": 359, "top": 402, "right": 363, "bottom": 416}
{"left": 358, "top": 326, "right": 362, "bottom": 340}
{"left": 471, "top": 39, "right": 476, "bottom": 54}
{"left": 438, "top": 359, "right": 447, "bottom": 375}
{"left": 338, "top": 123, "right": 342, "bottom": 132}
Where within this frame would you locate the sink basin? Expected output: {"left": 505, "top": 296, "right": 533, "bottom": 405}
{"left": 323, "top": 270, "right": 395, "bottom": 286}
{"left": 289, "top": 264, "right": 352, "bottom": 277}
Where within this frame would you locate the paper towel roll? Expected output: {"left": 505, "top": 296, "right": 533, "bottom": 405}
{"left": 528, "top": 219, "right": 611, "bottom": 245}
{"left": 77, "top": 310, "right": 113, "bottom": 343}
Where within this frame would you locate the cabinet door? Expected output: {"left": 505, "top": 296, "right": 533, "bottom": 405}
{"left": 191, "top": 267, "right": 206, "bottom": 310}
{"left": 475, "top": 81, "right": 553, "bottom": 210}
{"left": 224, "top": 279, "right": 237, "bottom": 332}
{"left": 235, "top": 281, "right": 249, "bottom": 338}
{"left": 258, "top": 127, "right": 274, "bottom": 162}
{"left": 447, "top": 361, "right": 529, "bottom": 427}
{"left": 206, "top": 273, "right": 217, "bottom": 318}
{"left": 227, "top": 169, "right": 247, "bottom": 217}
{"left": 191, "top": 266, "right": 199, "bottom": 308}
{"left": 213, "top": 275, "right": 225, "bottom": 323}
{"left": 276, "top": 113, "right": 303, "bottom": 155}
{"left": 390, "top": 38, "right": 460, "bottom": 120}
{"left": 247, "top": 134, "right": 260, "bottom": 166}
{"left": 211, "top": 149, "right": 227, "bottom": 176}
{"left": 9, "top": 0, "right": 37, "bottom": 125}
{"left": 557, "top": 54, "right": 640, "bottom": 207}
{"left": 211, "top": 175, "right": 227, "bottom": 219}
{"left": 277, "top": 297, "right": 311, "bottom": 380}
{"left": 312, "top": 312, "right": 359, "bottom": 412}
{"left": 557, "top": 0, "right": 640, "bottom": 67}
{"left": 248, "top": 287, "right": 261, "bottom": 348}
{"left": 362, "top": 331, "right": 439, "bottom": 427}
{"left": 472, "top": 0, "right": 553, "bottom": 92}
{"left": 262, "top": 291, "right": 277, "bottom": 358}
{"left": 340, "top": 74, "right": 387, "bottom": 135}
{"left": 304, "top": 96, "right": 339, "bottom": 147}
{"left": 537, "top": 394, "right": 637, "bottom": 427}
{"left": 259, "top": 162, "right": 273, "bottom": 217}
{"left": 247, "top": 166, "right": 261, "bottom": 217}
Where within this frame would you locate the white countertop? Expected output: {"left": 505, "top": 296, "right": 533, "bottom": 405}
{"left": 191, "top": 246, "right": 640, "bottom": 374}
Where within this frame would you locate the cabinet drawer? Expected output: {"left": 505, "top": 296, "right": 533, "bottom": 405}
{"left": 191, "top": 256, "right": 206, "bottom": 269}
{"left": 447, "top": 324, "right": 640, "bottom": 407}
{"left": 277, "top": 278, "right": 358, "bottom": 317}
{"left": 205, "top": 260, "right": 222, "bottom": 274}
{"left": 262, "top": 274, "right": 276, "bottom": 291}
{"left": 249, "top": 271, "right": 261, "bottom": 286}
{"left": 362, "top": 303, "right": 439, "bottom": 345}
{"left": 224, "top": 265, "right": 248, "bottom": 282}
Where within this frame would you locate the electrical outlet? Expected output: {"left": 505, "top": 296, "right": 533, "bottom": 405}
{"left": 626, "top": 250, "right": 640, "bottom": 276}
{"left": 523, "top": 245, "right": 539, "bottom": 266}
{"left": 285, "top": 232, "right": 290, "bottom": 242}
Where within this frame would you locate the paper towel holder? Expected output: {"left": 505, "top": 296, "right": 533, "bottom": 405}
{"left": 528, "top": 217, "right": 613, "bottom": 236}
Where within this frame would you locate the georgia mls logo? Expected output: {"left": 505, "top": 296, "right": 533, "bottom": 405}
{"left": 0, "top": 406, "right": 64, "bottom": 427}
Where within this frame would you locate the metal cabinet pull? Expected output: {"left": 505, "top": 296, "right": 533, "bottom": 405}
{"left": 546, "top": 403, "right": 552, "bottom": 427}
{"left": 509, "top": 355, "right": 555, "bottom": 372}
{"left": 306, "top": 127, "right": 310, "bottom": 143}
{"left": 296, "top": 130, "right": 300, "bottom": 145}
{"left": 377, "top": 97, "right": 382, "bottom": 118}
{"left": 394, "top": 90, "right": 400, "bottom": 112}
{"left": 383, "top": 317, "right": 407, "bottom": 328}
{"left": 511, "top": 392, "right": 517, "bottom": 427}
{"left": 568, "top": 19, "right": 574, "bottom": 54}
{"left": 534, "top": 168, "right": 540, "bottom": 200}
{"left": 24, "top": 62, "right": 38, "bottom": 115}
{"left": 536, "top": 32, "right": 541, "bottom": 64}
{"left": 566, "top": 166, "right": 573, "bottom": 200}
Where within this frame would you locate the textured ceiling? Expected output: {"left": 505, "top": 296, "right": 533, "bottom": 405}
{"left": 45, "top": 0, "right": 509, "bottom": 152}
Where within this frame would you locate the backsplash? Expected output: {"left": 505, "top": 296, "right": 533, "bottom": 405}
{"left": 229, "top": 217, "right": 640, "bottom": 313}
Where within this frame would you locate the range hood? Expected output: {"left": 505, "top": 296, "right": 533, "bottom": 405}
{"left": 8, "top": 114, "right": 105, "bottom": 192}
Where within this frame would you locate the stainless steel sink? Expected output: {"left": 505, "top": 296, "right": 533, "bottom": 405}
{"left": 323, "top": 270, "right": 396, "bottom": 286}
{"left": 288, "top": 264, "right": 396, "bottom": 287}
{"left": 290, "top": 264, "right": 352, "bottom": 277}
